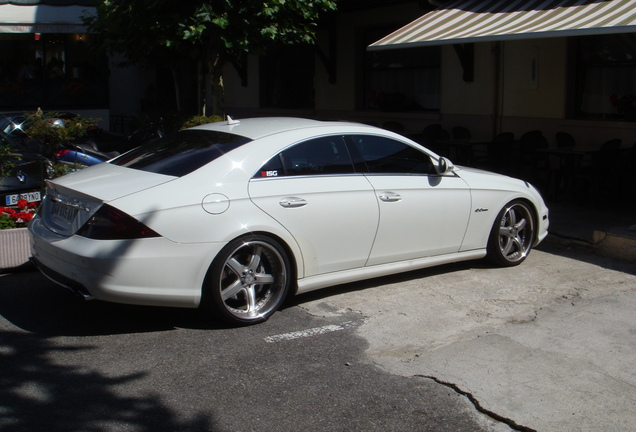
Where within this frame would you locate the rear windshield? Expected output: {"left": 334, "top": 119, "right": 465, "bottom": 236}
{"left": 110, "top": 130, "right": 252, "bottom": 177}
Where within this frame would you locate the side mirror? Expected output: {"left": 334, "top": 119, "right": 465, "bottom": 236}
{"left": 436, "top": 157, "right": 455, "bottom": 175}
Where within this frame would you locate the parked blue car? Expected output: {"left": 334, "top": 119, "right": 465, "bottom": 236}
{"left": 56, "top": 143, "right": 114, "bottom": 166}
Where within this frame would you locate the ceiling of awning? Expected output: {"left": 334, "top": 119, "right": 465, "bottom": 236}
{"left": 369, "top": 0, "right": 636, "bottom": 50}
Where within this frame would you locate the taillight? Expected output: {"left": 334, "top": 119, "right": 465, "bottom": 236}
{"left": 77, "top": 204, "right": 160, "bottom": 240}
{"left": 56, "top": 149, "right": 71, "bottom": 158}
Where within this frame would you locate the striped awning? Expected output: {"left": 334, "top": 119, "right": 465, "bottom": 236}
{"left": 0, "top": 3, "right": 95, "bottom": 33}
{"left": 369, "top": 0, "right": 636, "bottom": 50}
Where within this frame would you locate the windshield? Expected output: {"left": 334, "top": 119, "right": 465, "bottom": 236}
{"left": 110, "top": 130, "right": 252, "bottom": 177}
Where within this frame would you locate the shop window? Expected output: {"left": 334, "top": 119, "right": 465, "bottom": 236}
{"left": 575, "top": 33, "right": 636, "bottom": 121}
{"left": 362, "top": 26, "right": 440, "bottom": 112}
{"left": 0, "top": 33, "right": 109, "bottom": 110}
{"left": 260, "top": 45, "right": 315, "bottom": 109}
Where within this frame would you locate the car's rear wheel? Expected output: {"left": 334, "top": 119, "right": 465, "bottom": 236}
{"left": 202, "top": 235, "right": 291, "bottom": 325}
{"left": 487, "top": 200, "right": 535, "bottom": 267}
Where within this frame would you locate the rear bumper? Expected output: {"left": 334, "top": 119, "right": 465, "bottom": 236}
{"left": 29, "top": 216, "right": 226, "bottom": 308}
{"left": 31, "top": 257, "right": 93, "bottom": 300}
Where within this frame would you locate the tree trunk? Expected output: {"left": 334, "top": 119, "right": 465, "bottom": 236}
{"left": 171, "top": 67, "right": 182, "bottom": 113}
{"left": 197, "top": 60, "right": 205, "bottom": 116}
{"left": 208, "top": 54, "right": 225, "bottom": 116}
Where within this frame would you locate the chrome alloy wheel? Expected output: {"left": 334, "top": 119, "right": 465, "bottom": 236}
{"left": 214, "top": 238, "right": 289, "bottom": 323}
{"left": 488, "top": 200, "right": 535, "bottom": 267}
{"left": 497, "top": 202, "right": 534, "bottom": 263}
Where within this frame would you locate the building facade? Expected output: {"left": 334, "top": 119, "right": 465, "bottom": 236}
{"left": 1, "top": 0, "right": 634, "bottom": 152}
{"left": 0, "top": 0, "right": 152, "bottom": 131}
{"left": 224, "top": 0, "right": 636, "bottom": 151}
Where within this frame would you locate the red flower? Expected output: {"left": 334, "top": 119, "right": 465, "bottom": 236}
{"left": 12, "top": 211, "right": 34, "bottom": 223}
{"left": 1, "top": 201, "right": 40, "bottom": 228}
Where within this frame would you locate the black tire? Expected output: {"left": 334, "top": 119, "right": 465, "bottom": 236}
{"left": 487, "top": 200, "right": 535, "bottom": 267}
{"left": 201, "top": 235, "right": 291, "bottom": 325}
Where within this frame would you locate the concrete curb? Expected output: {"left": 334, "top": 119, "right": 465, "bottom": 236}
{"left": 546, "top": 225, "right": 636, "bottom": 263}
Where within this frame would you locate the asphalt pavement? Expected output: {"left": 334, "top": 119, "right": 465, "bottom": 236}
{"left": 299, "top": 240, "right": 636, "bottom": 432}
{"left": 0, "top": 269, "right": 504, "bottom": 432}
{"left": 1, "top": 200, "right": 635, "bottom": 432}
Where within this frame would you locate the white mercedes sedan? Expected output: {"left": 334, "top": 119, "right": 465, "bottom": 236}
{"left": 29, "top": 117, "right": 549, "bottom": 325}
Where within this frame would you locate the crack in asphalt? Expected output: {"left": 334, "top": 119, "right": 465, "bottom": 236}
{"left": 416, "top": 375, "right": 538, "bottom": 432}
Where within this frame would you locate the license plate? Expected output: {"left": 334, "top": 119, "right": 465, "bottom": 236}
{"left": 51, "top": 201, "right": 78, "bottom": 225}
{"left": 5, "top": 191, "right": 42, "bottom": 206}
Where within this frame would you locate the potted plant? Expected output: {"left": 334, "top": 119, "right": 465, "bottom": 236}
{"left": 0, "top": 199, "right": 38, "bottom": 270}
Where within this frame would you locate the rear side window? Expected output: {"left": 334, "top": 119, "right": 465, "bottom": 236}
{"left": 350, "top": 135, "right": 436, "bottom": 175}
{"left": 111, "top": 130, "right": 251, "bottom": 177}
{"left": 254, "top": 136, "right": 355, "bottom": 178}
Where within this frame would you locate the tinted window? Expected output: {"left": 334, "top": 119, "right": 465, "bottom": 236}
{"left": 111, "top": 130, "right": 251, "bottom": 177}
{"left": 351, "top": 135, "right": 435, "bottom": 175}
{"left": 255, "top": 154, "right": 284, "bottom": 179}
{"left": 254, "top": 136, "right": 354, "bottom": 178}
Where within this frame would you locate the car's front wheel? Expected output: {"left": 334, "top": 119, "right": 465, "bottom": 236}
{"left": 202, "top": 235, "right": 291, "bottom": 325}
{"left": 487, "top": 200, "right": 535, "bottom": 267}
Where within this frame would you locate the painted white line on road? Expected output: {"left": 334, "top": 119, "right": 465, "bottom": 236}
{"left": 264, "top": 320, "right": 367, "bottom": 343}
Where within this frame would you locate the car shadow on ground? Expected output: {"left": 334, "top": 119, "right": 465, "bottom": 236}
{"left": 1, "top": 259, "right": 481, "bottom": 336}
{"left": 287, "top": 258, "right": 484, "bottom": 309}
{"left": 3, "top": 241, "right": 632, "bottom": 337}
{"left": 288, "top": 242, "right": 636, "bottom": 310}
{"left": 0, "top": 266, "right": 225, "bottom": 336}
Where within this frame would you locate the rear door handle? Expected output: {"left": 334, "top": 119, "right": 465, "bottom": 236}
{"left": 280, "top": 197, "right": 307, "bottom": 208}
{"left": 379, "top": 192, "right": 402, "bottom": 202}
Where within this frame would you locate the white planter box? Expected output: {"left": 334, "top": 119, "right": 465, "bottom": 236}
{"left": 0, "top": 227, "right": 31, "bottom": 270}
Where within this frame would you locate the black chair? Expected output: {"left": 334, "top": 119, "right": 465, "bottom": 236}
{"left": 518, "top": 131, "right": 550, "bottom": 192}
{"left": 421, "top": 124, "right": 442, "bottom": 144}
{"left": 572, "top": 138, "right": 622, "bottom": 201}
{"left": 596, "top": 139, "right": 622, "bottom": 197}
{"left": 451, "top": 126, "right": 472, "bottom": 164}
{"left": 451, "top": 126, "right": 471, "bottom": 143}
{"left": 555, "top": 132, "right": 576, "bottom": 148}
{"left": 487, "top": 132, "right": 514, "bottom": 174}
{"left": 551, "top": 132, "right": 581, "bottom": 199}
{"left": 420, "top": 124, "right": 450, "bottom": 156}
{"left": 621, "top": 142, "right": 636, "bottom": 199}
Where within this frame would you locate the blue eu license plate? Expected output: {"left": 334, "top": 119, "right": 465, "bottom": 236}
{"left": 5, "top": 191, "right": 42, "bottom": 206}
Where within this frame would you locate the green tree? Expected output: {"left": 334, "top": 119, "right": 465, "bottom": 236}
{"left": 84, "top": 0, "right": 337, "bottom": 115}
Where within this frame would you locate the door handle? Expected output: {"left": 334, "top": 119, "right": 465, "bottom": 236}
{"left": 379, "top": 192, "right": 402, "bottom": 202}
{"left": 279, "top": 197, "right": 308, "bottom": 208}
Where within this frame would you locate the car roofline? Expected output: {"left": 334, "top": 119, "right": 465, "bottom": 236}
{"left": 187, "top": 117, "right": 375, "bottom": 141}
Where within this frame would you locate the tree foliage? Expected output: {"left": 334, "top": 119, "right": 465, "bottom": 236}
{"left": 24, "top": 109, "right": 96, "bottom": 161}
{"left": 84, "top": 0, "right": 337, "bottom": 114}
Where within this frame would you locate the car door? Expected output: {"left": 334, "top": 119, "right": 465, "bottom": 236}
{"left": 349, "top": 135, "right": 472, "bottom": 266}
{"left": 248, "top": 136, "right": 379, "bottom": 277}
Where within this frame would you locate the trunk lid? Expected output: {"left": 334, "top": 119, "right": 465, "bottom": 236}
{"left": 41, "top": 163, "right": 175, "bottom": 236}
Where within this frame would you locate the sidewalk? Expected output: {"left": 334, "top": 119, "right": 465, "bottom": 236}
{"left": 546, "top": 200, "right": 636, "bottom": 263}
